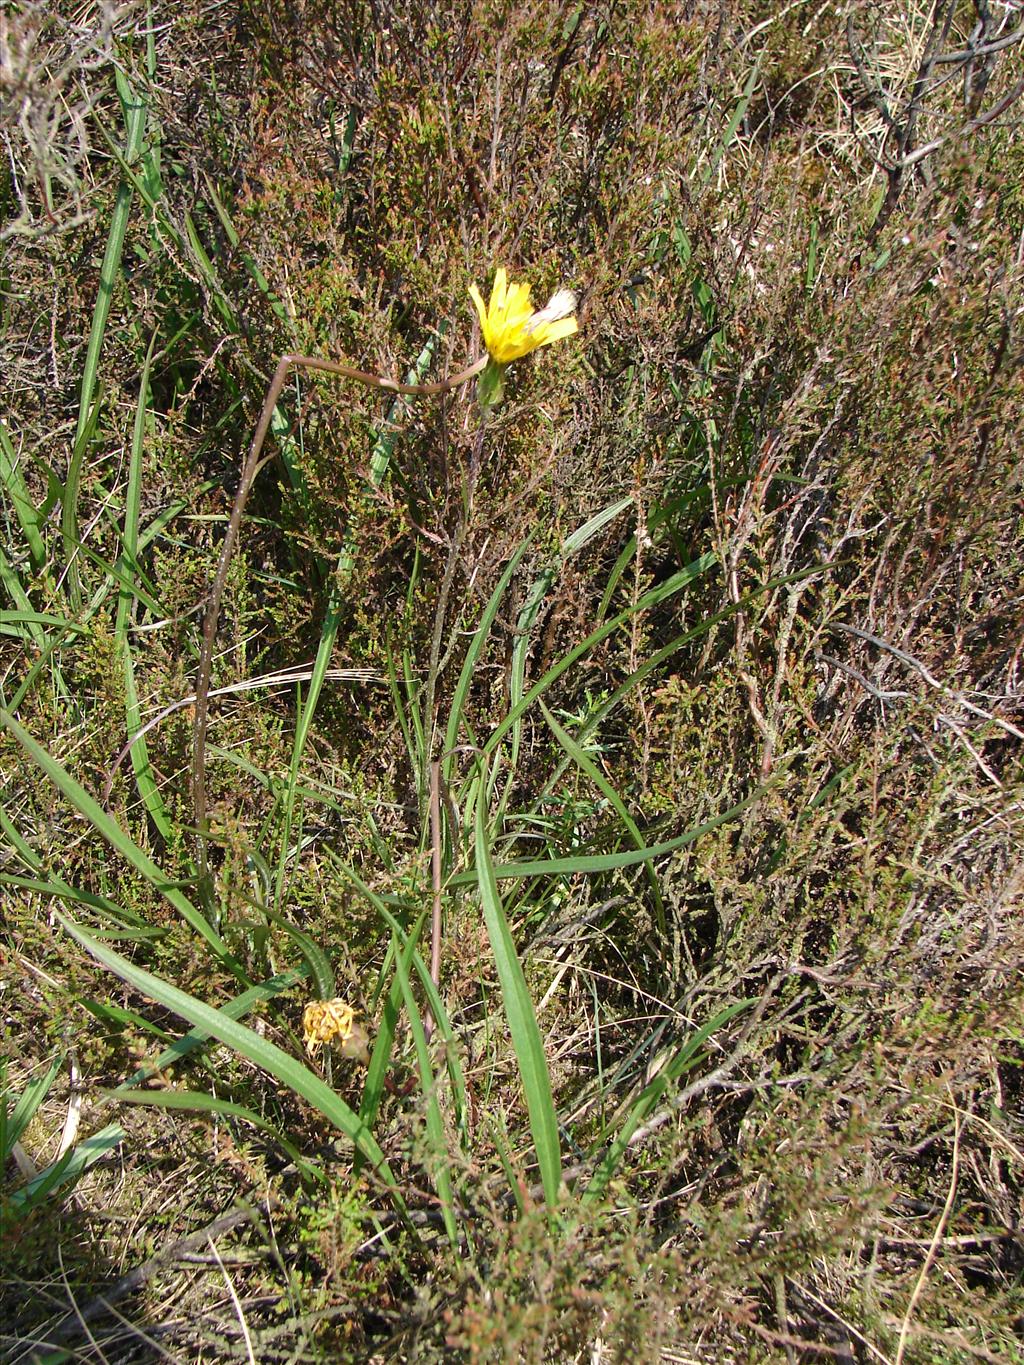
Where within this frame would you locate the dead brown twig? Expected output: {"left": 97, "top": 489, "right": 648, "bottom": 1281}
{"left": 847, "top": 1, "right": 1024, "bottom": 245}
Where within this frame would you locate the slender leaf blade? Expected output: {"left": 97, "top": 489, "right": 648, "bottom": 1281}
{"left": 0, "top": 708, "right": 229, "bottom": 960}
{"left": 474, "top": 771, "right": 562, "bottom": 1211}
{"left": 58, "top": 915, "right": 407, "bottom": 1215}
{"left": 583, "top": 999, "right": 753, "bottom": 1204}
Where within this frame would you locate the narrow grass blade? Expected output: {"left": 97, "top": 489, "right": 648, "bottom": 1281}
{"left": 0, "top": 803, "right": 43, "bottom": 872}
{"left": 517, "top": 494, "right": 632, "bottom": 659}
{"left": 81, "top": 996, "right": 174, "bottom": 1043}
{"left": 357, "top": 911, "right": 417, "bottom": 1113}
{"left": 1, "top": 628, "right": 59, "bottom": 712}
{"left": 463, "top": 551, "right": 717, "bottom": 794}
{"left": 697, "top": 63, "right": 760, "bottom": 187}
{"left": 204, "top": 175, "right": 292, "bottom": 327}
{"left": 452, "top": 780, "right": 773, "bottom": 887}
{"left": 64, "top": 66, "right": 148, "bottom": 606}
{"left": 597, "top": 489, "right": 715, "bottom": 621}
{"left": 474, "top": 769, "right": 562, "bottom": 1211}
{"left": 0, "top": 546, "right": 45, "bottom": 650}
{"left": 183, "top": 210, "right": 236, "bottom": 330}
{"left": 442, "top": 534, "right": 532, "bottom": 789}
{"left": 1, "top": 708, "right": 230, "bottom": 961}
{"left": 115, "top": 335, "right": 172, "bottom": 840}
{"left": 403, "top": 642, "right": 427, "bottom": 789}
{"left": 539, "top": 700, "right": 666, "bottom": 935}
{"left": 7, "top": 1124, "right": 126, "bottom": 1217}
{"left": 0, "top": 612, "right": 88, "bottom": 639}
{"left": 110, "top": 1088, "right": 322, "bottom": 1183}
{"left": 582, "top": 999, "right": 753, "bottom": 1204}
{"left": 258, "top": 903, "right": 335, "bottom": 1001}
{"left": 64, "top": 535, "right": 167, "bottom": 620}
{"left": 118, "top": 967, "right": 308, "bottom": 1089}
{"left": 0, "top": 873, "right": 156, "bottom": 933}
{"left": 386, "top": 633, "right": 422, "bottom": 799}
{"left": 499, "top": 498, "right": 631, "bottom": 808}
{"left": 402, "top": 549, "right": 427, "bottom": 780}
{"left": 58, "top": 915, "right": 408, "bottom": 1216}
{"left": 0, "top": 417, "right": 46, "bottom": 572}
{"left": 359, "top": 912, "right": 427, "bottom": 1140}
{"left": 489, "top": 1113, "right": 525, "bottom": 1219}
{"left": 391, "top": 932, "right": 460, "bottom": 1249}
{"left": 333, "top": 862, "right": 467, "bottom": 1144}
{"left": 2, "top": 1055, "right": 62, "bottom": 1160}
{"left": 203, "top": 204, "right": 311, "bottom": 522}
{"left": 532, "top": 570, "right": 820, "bottom": 816}
{"left": 340, "top": 330, "right": 442, "bottom": 582}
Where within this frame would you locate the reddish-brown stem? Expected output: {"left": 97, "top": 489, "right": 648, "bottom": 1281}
{"left": 190, "top": 351, "right": 486, "bottom": 884}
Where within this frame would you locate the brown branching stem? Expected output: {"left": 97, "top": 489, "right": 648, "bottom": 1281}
{"left": 848, "top": 0, "right": 1024, "bottom": 246}
{"left": 190, "top": 350, "right": 486, "bottom": 885}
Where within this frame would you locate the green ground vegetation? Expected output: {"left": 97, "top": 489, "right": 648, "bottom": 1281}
{"left": 1, "top": 0, "right": 1022, "bottom": 1359}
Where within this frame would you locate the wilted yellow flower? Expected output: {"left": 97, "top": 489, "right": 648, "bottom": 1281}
{"left": 469, "top": 268, "right": 578, "bottom": 365}
{"left": 302, "top": 998, "right": 369, "bottom": 1064}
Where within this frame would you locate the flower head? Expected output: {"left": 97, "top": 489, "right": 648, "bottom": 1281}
{"left": 302, "top": 998, "right": 369, "bottom": 1063}
{"left": 469, "top": 268, "right": 578, "bottom": 365}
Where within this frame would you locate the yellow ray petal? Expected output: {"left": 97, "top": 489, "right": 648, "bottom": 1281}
{"left": 533, "top": 316, "right": 578, "bottom": 348}
{"left": 490, "top": 267, "right": 508, "bottom": 315}
{"left": 469, "top": 283, "right": 488, "bottom": 330}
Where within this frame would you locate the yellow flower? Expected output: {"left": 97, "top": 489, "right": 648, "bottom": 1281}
{"left": 303, "top": 998, "right": 354, "bottom": 1054}
{"left": 302, "top": 998, "right": 370, "bottom": 1064}
{"left": 469, "top": 268, "right": 578, "bottom": 365}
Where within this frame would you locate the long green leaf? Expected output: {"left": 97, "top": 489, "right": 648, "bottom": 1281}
{"left": 539, "top": 700, "right": 666, "bottom": 934}
{"left": 0, "top": 708, "right": 229, "bottom": 960}
{"left": 461, "top": 551, "right": 717, "bottom": 799}
{"left": 115, "top": 335, "right": 172, "bottom": 840}
{"left": 0, "top": 613, "right": 88, "bottom": 639}
{"left": 531, "top": 568, "right": 822, "bottom": 820}
{"left": 386, "top": 633, "right": 422, "bottom": 800}
{"left": 0, "top": 417, "right": 46, "bottom": 571}
{"left": 474, "top": 770, "right": 562, "bottom": 1211}
{"left": 63, "top": 65, "right": 148, "bottom": 606}
{"left": 118, "top": 967, "right": 308, "bottom": 1090}
{"left": 0, "top": 804, "right": 43, "bottom": 873}
{"left": 697, "top": 63, "right": 760, "bottom": 187}
{"left": 451, "top": 779, "right": 773, "bottom": 886}
{"left": 442, "top": 534, "right": 533, "bottom": 790}
{"left": 334, "top": 868, "right": 468, "bottom": 1144}
{"left": 507, "top": 497, "right": 632, "bottom": 781}
{"left": 111, "top": 1088, "right": 322, "bottom": 1182}
{"left": 7, "top": 1124, "right": 126, "bottom": 1217}
{"left": 597, "top": 489, "right": 717, "bottom": 621}
{"left": 257, "top": 903, "right": 335, "bottom": 1001}
{"left": 1, "top": 1055, "right": 63, "bottom": 1160}
{"left": 204, "top": 175, "right": 292, "bottom": 327}
{"left": 0, "top": 872, "right": 154, "bottom": 931}
{"left": 392, "top": 933, "right": 459, "bottom": 1248}
{"left": 58, "top": 915, "right": 407, "bottom": 1215}
{"left": 359, "top": 912, "right": 427, "bottom": 1141}
{"left": 0, "top": 546, "right": 46, "bottom": 653}
{"left": 582, "top": 999, "right": 753, "bottom": 1204}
